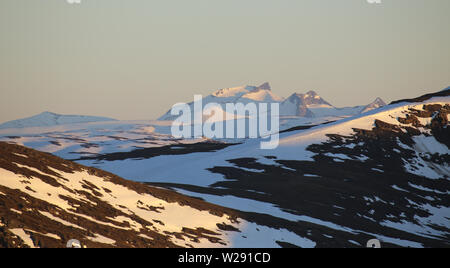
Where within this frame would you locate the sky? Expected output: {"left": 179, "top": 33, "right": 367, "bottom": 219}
{"left": 0, "top": 0, "right": 449, "bottom": 123}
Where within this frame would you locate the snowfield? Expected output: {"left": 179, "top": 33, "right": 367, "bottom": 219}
{"left": 0, "top": 120, "right": 206, "bottom": 159}
{"left": 82, "top": 96, "right": 449, "bottom": 184}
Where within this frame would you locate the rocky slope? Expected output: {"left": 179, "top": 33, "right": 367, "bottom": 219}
{"left": 0, "top": 142, "right": 309, "bottom": 248}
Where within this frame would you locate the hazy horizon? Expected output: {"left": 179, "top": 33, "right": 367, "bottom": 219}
{"left": 1, "top": 0, "right": 449, "bottom": 123}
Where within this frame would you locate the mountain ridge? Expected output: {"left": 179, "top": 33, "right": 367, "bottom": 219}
{"left": 280, "top": 90, "right": 386, "bottom": 118}
{"left": 159, "top": 83, "right": 387, "bottom": 121}
{"left": 0, "top": 112, "right": 117, "bottom": 130}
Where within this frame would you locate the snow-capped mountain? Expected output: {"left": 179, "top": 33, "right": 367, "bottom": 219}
{"left": 212, "top": 85, "right": 252, "bottom": 99}
{"left": 160, "top": 83, "right": 385, "bottom": 124}
{"left": 240, "top": 82, "right": 284, "bottom": 102}
{"left": 280, "top": 91, "right": 333, "bottom": 117}
{"left": 360, "top": 97, "right": 387, "bottom": 114}
{"left": 279, "top": 93, "right": 315, "bottom": 117}
{"left": 0, "top": 112, "right": 116, "bottom": 130}
{"left": 294, "top": 90, "right": 333, "bottom": 107}
{"left": 76, "top": 88, "right": 449, "bottom": 248}
{"left": 280, "top": 91, "right": 386, "bottom": 118}
{"left": 159, "top": 82, "right": 283, "bottom": 121}
{"left": 0, "top": 142, "right": 309, "bottom": 248}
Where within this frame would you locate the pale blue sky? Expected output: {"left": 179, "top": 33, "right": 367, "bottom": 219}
{"left": 0, "top": 0, "right": 449, "bottom": 122}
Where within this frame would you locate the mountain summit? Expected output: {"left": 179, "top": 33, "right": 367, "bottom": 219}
{"left": 241, "top": 82, "right": 283, "bottom": 102}
{"left": 280, "top": 91, "right": 386, "bottom": 118}
{"left": 280, "top": 93, "right": 316, "bottom": 117}
{"left": 297, "top": 91, "right": 333, "bottom": 107}
{"left": 256, "top": 82, "right": 272, "bottom": 91}
{"left": 360, "top": 97, "right": 387, "bottom": 114}
{"left": 211, "top": 82, "right": 273, "bottom": 99}
{"left": 159, "top": 82, "right": 283, "bottom": 121}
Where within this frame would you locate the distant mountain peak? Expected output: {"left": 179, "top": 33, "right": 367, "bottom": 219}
{"left": 212, "top": 86, "right": 250, "bottom": 98}
{"left": 360, "top": 97, "right": 387, "bottom": 114}
{"left": 366, "top": 97, "right": 386, "bottom": 107}
{"left": 258, "top": 82, "right": 271, "bottom": 91}
{"left": 287, "top": 93, "right": 303, "bottom": 100}
{"left": 212, "top": 82, "right": 272, "bottom": 98}
{"left": 295, "top": 91, "right": 333, "bottom": 107}
{"left": 160, "top": 82, "right": 282, "bottom": 120}
{"left": 241, "top": 83, "right": 283, "bottom": 102}
{"left": 40, "top": 111, "right": 57, "bottom": 115}
{"left": 247, "top": 82, "right": 272, "bottom": 93}
{"left": 39, "top": 111, "right": 60, "bottom": 118}
{"left": 280, "top": 91, "right": 334, "bottom": 117}
{"left": 0, "top": 112, "right": 117, "bottom": 130}
{"left": 305, "top": 90, "right": 318, "bottom": 96}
